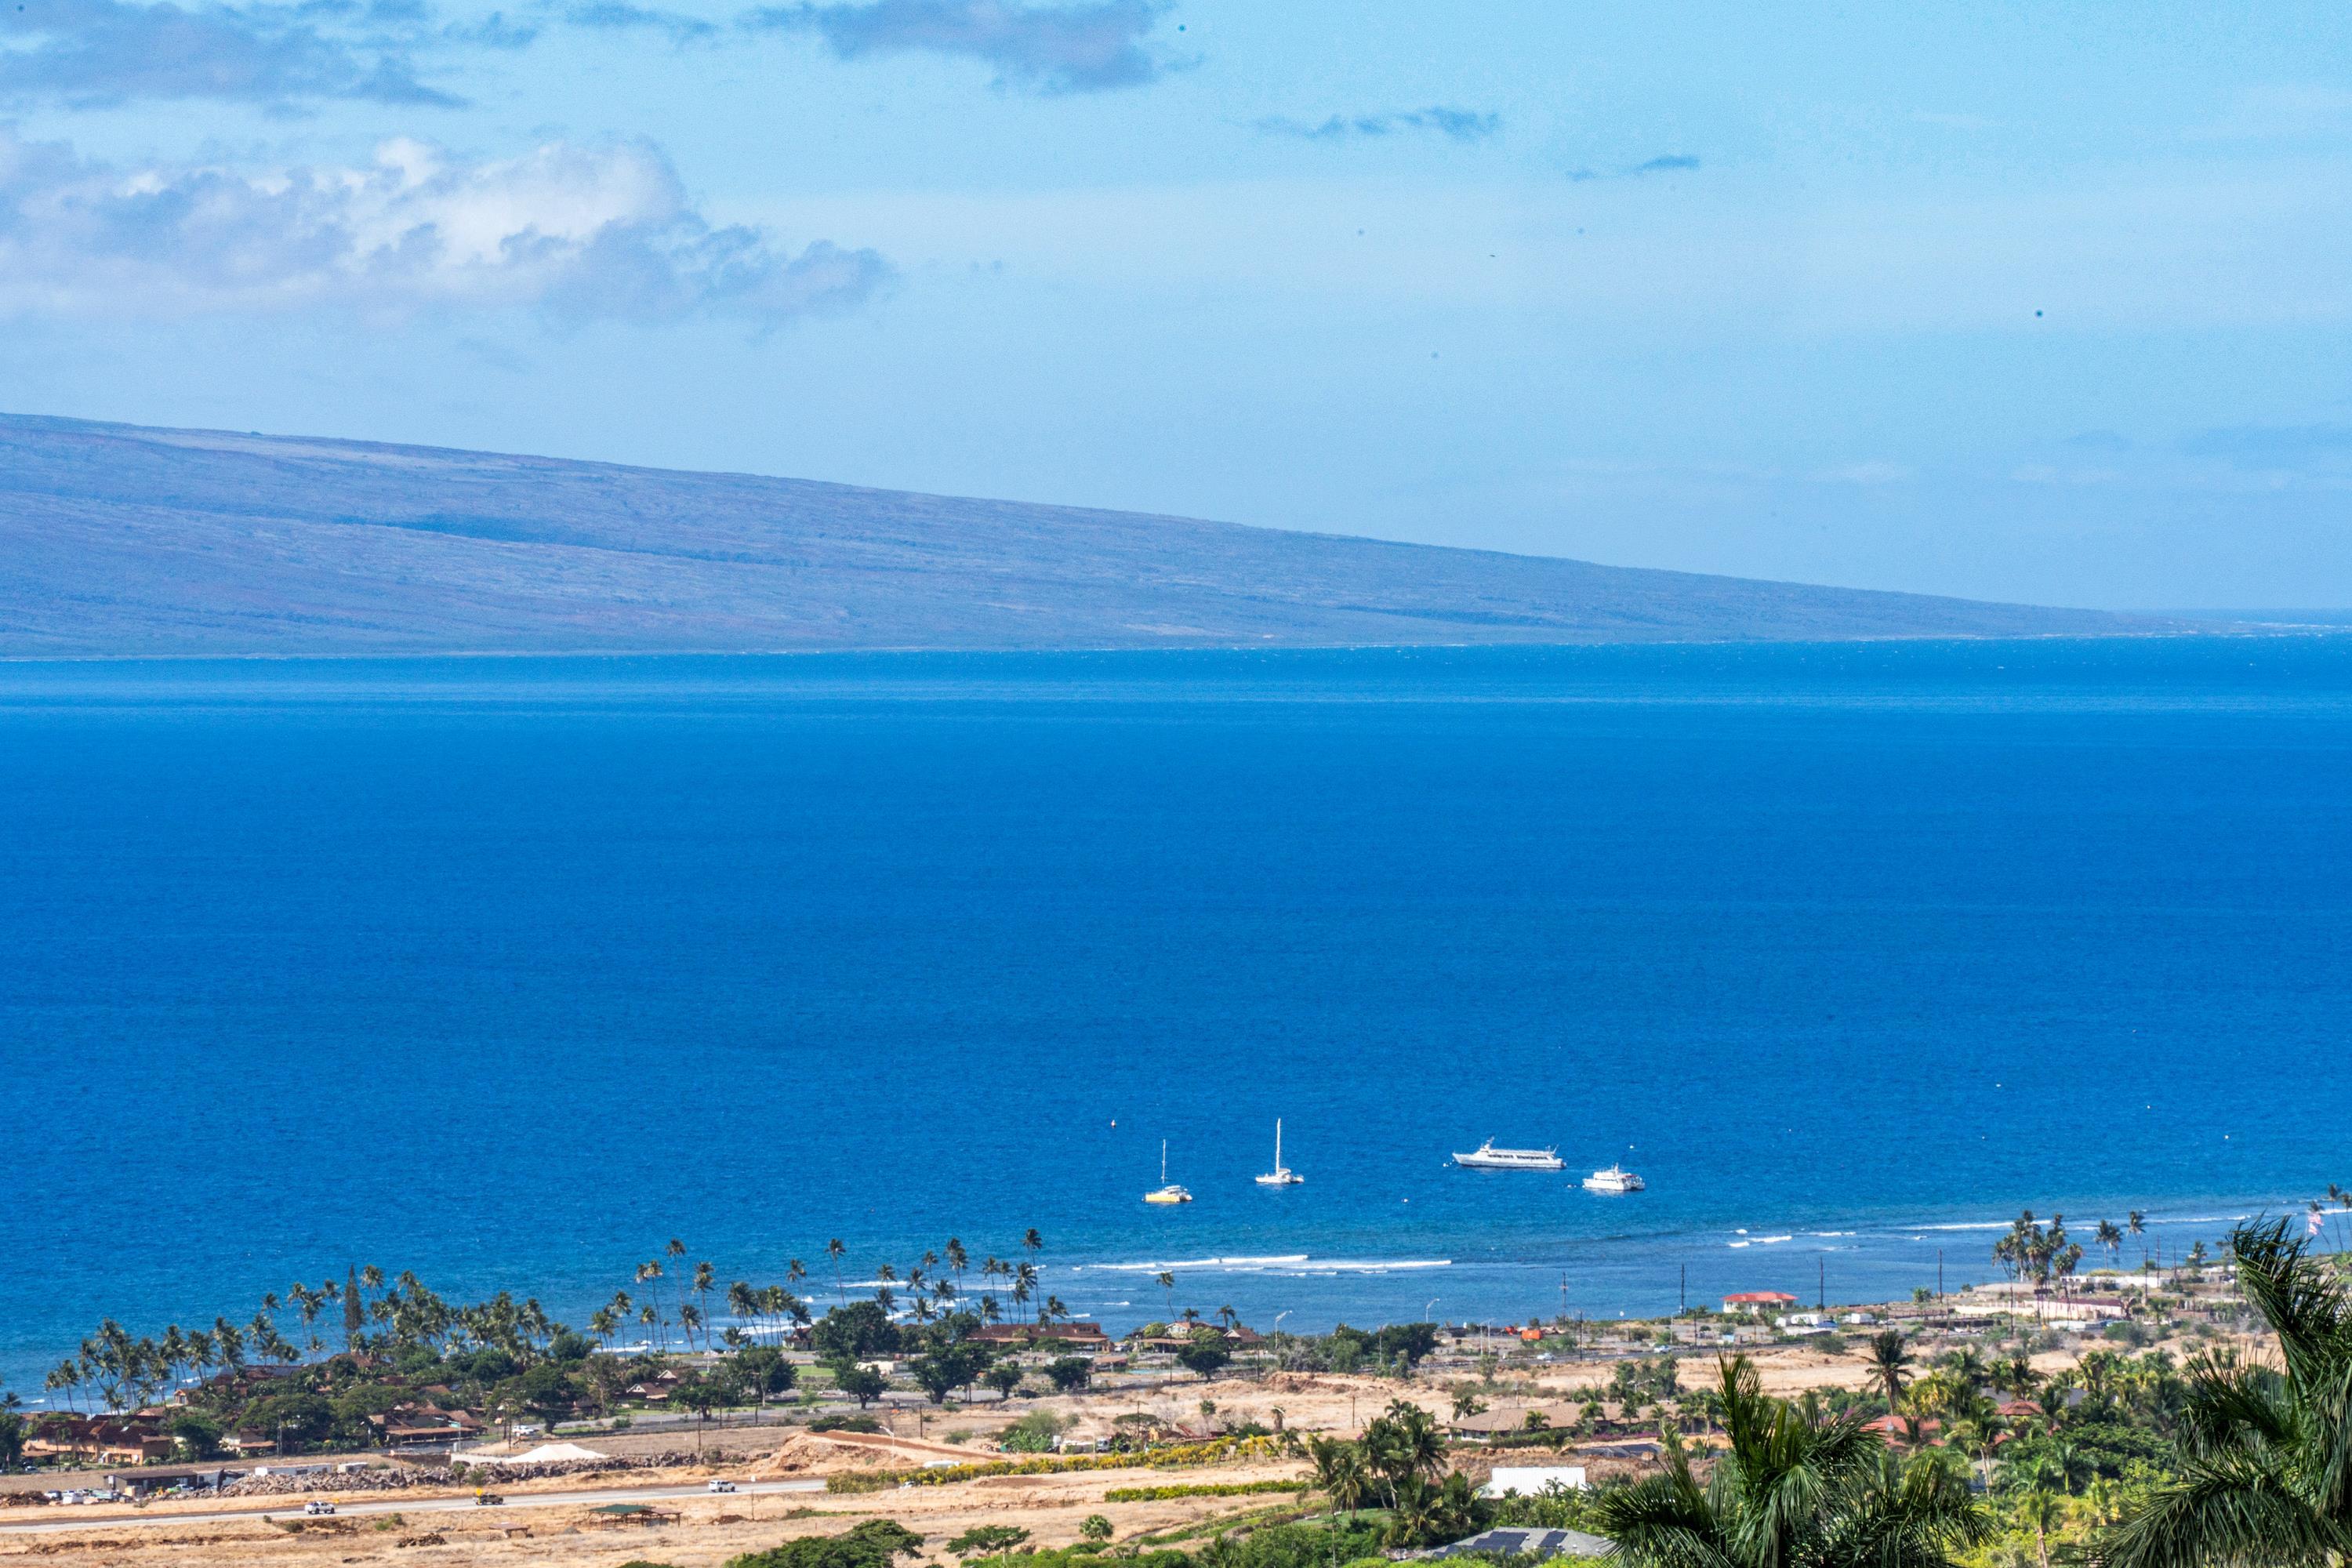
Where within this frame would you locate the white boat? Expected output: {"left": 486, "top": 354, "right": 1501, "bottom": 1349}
{"left": 1145, "top": 1140, "right": 1193, "bottom": 1204}
{"left": 1453, "top": 1139, "right": 1565, "bottom": 1171}
{"left": 1582, "top": 1164, "right": 1645, "bottom": 1193}
{"left": 1255, "top": 1119, "right": 1303, "bottom": 1186}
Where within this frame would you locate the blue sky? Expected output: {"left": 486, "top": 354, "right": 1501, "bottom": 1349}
{"left": 2, "top": 1, "right": 2348, "bottom": 608}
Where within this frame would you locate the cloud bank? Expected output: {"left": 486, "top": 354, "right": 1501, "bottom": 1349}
{"left": 744, "top": 0, "right": 1170, "bottom": 93}
{"left": 562, "top": 1, "right": 717, "bottom": 44}
{"left": 1568, "top": 153, "right": 1700, "bottom": 182}
{"left": 1254, "top": 106, "right": 1498, "bottom": 143}
{"left": 0, "top": 130, "right": 891, "bottom": 321}
{"left": 0, "top": 0, "right": 515, "bottom": 107}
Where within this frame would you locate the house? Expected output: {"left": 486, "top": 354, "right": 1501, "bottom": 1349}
{"left": 1860, "top": 1414, "right": 1943, "bottom": 1441}
{"left": 967, "top": 1322, "right": 1113, "bottom": 1351}
{"left": 368, "top": 1403, "right": 486, "bottom": 1448}
{"left": 1722, "top": 1292, "right": 1799, "bottom": 1316}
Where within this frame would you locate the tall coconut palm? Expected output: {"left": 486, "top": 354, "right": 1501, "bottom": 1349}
{"left": 2104, "top": 1218, "right": 2352, "bottom": 1568}
{"left": 2097, "top": 1219, "right": 2125, "bottom": 1267}
{"left": 1866, "top": 1330, "right": 1916, "bottom": 1410}
{"left": 827, "top": 1240, "right": 847, "bottom": 1305}
{"left": 2128, "top": 1210, "right": 2147, "bottom": 1266}
{"left": 1307, "top": 1434, "right": 1371, "bottom": 1519}
{"left": 1595, "top": 1356, "right": 1984, "bottom": 1568}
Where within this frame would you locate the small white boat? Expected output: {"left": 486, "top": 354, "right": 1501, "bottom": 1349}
{"left": 1454, "top": 1139, "right": 1565, "bottom": 1172}
{"left": 1255, "top": 1119, "right": 1303, "bottom": 1186}
{"left": 1145, "top": 1140, "right": 1193, "bottom": 1205}
{"left": 1583, "top": 1164, "right": 1645, "bottom": 1194}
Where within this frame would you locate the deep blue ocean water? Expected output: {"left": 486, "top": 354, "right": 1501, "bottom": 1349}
{"left": 5, "top": 639, "right": 2351, "bottom": 1395}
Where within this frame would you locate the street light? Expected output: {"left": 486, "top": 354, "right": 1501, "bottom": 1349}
{"left": 1424, "top": 1298, "right": 1440, "bottom": 1321}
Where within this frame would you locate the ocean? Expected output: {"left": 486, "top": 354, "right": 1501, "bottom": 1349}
{"left": 4, "top": 638, "right": 2349, "bottom": 1393}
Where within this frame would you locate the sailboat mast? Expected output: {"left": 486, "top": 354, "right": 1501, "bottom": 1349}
{"left": 1275, "top": 1119, "right": 1283, "bottom": 1168}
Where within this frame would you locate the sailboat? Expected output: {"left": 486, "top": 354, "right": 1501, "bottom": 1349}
{"left": 1254, "top": 1119, "right": 1303, "bottom": 1186}
{"left": 1144, "top": 1140, "right": 1193, "bottom": 1204}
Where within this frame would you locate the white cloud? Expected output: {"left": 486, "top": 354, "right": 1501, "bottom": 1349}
{"left": 0, "top": 129, "right": 891, "bottom": 321}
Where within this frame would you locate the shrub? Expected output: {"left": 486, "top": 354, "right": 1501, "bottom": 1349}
{"left": 810, "top": 1414, "right": 885, "bottom": 1434}
{"left": 730, "top": 1519, "right": 925, "bottom": 1568}
{"left": 946, "top": 1525, "right": 1032, "bottom": 1559}
{"left": 999, "top": 1410, "right": 1068, "bottom": 1454}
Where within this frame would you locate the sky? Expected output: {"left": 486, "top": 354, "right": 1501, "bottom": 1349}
{"left": 2, "top": 2, "right": 2349, "bottom": 609}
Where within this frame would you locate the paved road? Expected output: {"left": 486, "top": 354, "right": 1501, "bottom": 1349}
{"left": 0, "top": 1478, "right": 829, "bottom": 1537}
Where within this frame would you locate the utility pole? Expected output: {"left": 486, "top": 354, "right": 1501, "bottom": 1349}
{"left": 1817, "top": 1254, "right": 1825, "bottom": 1311}
{"left": 1937, "top": 1250, "right": 1944, "bottom": 1300}
{"left": 1679, "top": 1265, "right": 1687, "bottom": 1345}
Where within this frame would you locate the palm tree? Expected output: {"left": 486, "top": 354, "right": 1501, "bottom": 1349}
{"left": 944, "top": 1238, "right": 968, "bottom": 1294}
{"left": 1595, "top": 1357, "right": 1984, "bottom": 1568}
{"left": 1156, "top": 1271, "right": 1175, "bottom": 1318}
{"left": 2127, "top": 1210, "right": 2147, "bottom": 1265}
{"left": 2097, "top": 1219, "right": 2125, "bottom": 1267}
{"left": 827, "top": 1239, "right": 847, "bottom": 1305}
{"left": 1866, "top": 1330, "right": 1916, "bottom": 1410}
{"left": 1363, "top": 1399, "right": 1444, "bottom": 1504}
{"left": 2104, "top": 1217, "right": 2352, "bottom": 1568}
{"left": 694, "top": 1261, "right": 717, "bottom": 1345}
{"left": 1014, "top": 1262, "right": 1040, "bottom": 1323}
{"left": 1307, "top": 1434, "right": 1371, "bottom": 1519}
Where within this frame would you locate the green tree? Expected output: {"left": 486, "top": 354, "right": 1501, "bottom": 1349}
{"left": 947, "top": 1525, "right": 1032, "bottom": 1560}
{"left": 1176, "top": 1334, "right": 1232, "bottom": 1381}
{"left": 1867, "top": 1330, "right": 1916, "bottom": 1410}
{"left": 1080, "top": 1515, "right": 1113, "bottom": 1543}
{"left": 832, "top": 1362, "right": 888, "bottom": 1410}
{"left": 670, "top": 1370, "right": 724, "bottom": 1450}
{"left": 983, "top": 1363, "right": 1025, "bottom": 1403}
{"left": 731, "top": 1518, "right": 924, "bottom": 1568}
{"left": 1308, "top": 1435, "right": 1373, "bottom": 1519}
{"left": 1362, "top": 1399, "right": 1444, "bottom": 1504}
{"left": 1593, "top": 1356, "right": 1984, "bottom": 1568}
{"left": 510, "top": 1362, "right": 577, "bottom": 1433}
{"left": 812, "top": 1301, "right": 901, "bottom": 1363}
{"left": 909, "top": 1354, "right": 962, "bottom": 1406}
{"left": 2104, "top": 1218, "right": 2352, "bottom": 1568}
{"left": 1045, "top": 1356, "right": 1092, "bottom": 1394}
{"left": 739, "top": 1347, "right": 798, "bottom": 1422}
{"left": 165, "top": 1409, "right": 222, "bottom": 1461}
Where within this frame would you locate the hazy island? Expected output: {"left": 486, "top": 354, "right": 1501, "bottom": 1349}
{"left": 0, "top": 414, "right": 2169, "bottom": 658}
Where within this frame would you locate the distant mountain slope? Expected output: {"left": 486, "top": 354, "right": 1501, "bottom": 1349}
{"left": 0, "top": 413, "right": 2153, "bottom": 655}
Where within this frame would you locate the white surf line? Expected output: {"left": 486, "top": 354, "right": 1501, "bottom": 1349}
{"left": 0, "top": 1478, "right": 828, "bottom": 1537}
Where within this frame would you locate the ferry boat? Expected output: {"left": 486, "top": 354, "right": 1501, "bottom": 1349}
{"left": 1254, "top": 1120, "right": 1303, "bottom": 1187}
{"left": 1453, "top": 1139, "right": 1565, "bottom": 1172}
{"left": 1145, "top": 1140, "right": 1193, "bottom": 1204}
{"left": 1582, "top": 1164, "right": 1646, "bottom": 1194}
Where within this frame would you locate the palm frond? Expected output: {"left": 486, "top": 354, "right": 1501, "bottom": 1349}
{"left": 2228, "top": 1219, "right": 2348, "bottom": 1388}
{"left": 2101, "top": 1448, "right": 2342, "bottom": 1568}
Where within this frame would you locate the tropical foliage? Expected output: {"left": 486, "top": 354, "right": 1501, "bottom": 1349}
{"left": 1593, "top": 1356, "right": 1985, "bottom": 1568}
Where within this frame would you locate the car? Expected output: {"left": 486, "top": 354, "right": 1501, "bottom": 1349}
{"left": 708, "top": 1479, "right": 738, "bottom": 1494}
{"left": 474, "top": 1491, "right": 506, "bottom": 1506}
{"left": 304, "top": 1499, "right": 337, "bottom": 1515}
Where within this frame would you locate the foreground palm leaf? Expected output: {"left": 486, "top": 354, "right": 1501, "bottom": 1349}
{"left": 1592, "top": 1356, "right": 1984, "bottom": 1568}
{"left": 2103, "top": 1218, "right": 2352, "bottom": 1568}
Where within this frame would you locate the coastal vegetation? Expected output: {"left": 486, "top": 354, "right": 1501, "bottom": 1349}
{"left": 12, "top": 1210, "right": 2352, "bottom": 1568}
